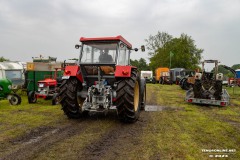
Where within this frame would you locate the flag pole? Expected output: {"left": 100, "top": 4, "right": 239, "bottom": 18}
{"left": 169, "top": 51, "right": 172, "bottom": 68}
{"left": 169, "top": 51, "right": 174, "bottom": 68}
{"left": 170, "top": 55, "right": 171, "bottom": 68}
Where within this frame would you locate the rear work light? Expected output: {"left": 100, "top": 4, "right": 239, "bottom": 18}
{"left": 220, "top": 102, "right": 226, "bottom": 106}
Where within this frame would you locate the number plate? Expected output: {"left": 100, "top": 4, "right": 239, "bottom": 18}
{"left": 62, "top": 76, "right": 70, "bottom": 79}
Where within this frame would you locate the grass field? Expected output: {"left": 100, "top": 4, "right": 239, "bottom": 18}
{"left": 144, "top": 84, "right": 240, "bottom": 159}
{"left": 0, "top": 84, "right": 240, "bottom": 159}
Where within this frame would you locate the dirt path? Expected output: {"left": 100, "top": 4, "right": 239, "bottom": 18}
{"left": 2, "top": 119, "right": 89, "bottom": 160}
{"left": 78, "top": 112, "right": 150, "bottom": 160}
{"left": 1, "top": 84, "right": 158, "bottom": 160}
{"left": 1, "top": 111, "right": 151, "bottom": 160}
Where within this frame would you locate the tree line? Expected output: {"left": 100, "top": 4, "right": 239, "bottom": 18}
{"left": 0, "top": 56, "right": 9, "bottom": 62}
{"left": 131, "top": 31, "right": 203, "bottom": 72}
{"left": 130, "top": 31, "right": 239, "bottom": 78}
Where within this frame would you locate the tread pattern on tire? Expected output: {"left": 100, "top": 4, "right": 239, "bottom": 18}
{"left": 9, "top": 94, "right": 22, "bottom": 105}
{"left": 59, "top": 77, "right": 82, "bottom": 119}
{"left": 114, "top": 69, "right": 140, "bottom": 123}
{"left": 193, "top": 80, "right": 202, "bottom": 98}
{"left": 28, "top": 91, "right": 36, "bottom": 103}
{"left": 214, "top": 80, "right": 222, "bottom": 100}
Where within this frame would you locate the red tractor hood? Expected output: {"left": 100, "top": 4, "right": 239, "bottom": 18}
{"left": 38, "top": 78, "right": 57, "bottom": 86}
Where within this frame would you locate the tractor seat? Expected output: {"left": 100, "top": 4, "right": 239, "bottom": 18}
{"left": 84, "top": 66, "right": 115, "bottom": 75}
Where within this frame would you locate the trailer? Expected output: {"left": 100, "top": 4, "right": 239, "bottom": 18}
{"left": 185, "top": 88, "right": 230, "bottom": 106}
{"left": 141, "top": 71, "right": 155, "bottom": 83}
{"left": 170, "top": 68, "right": 185, "bottom": 83}
{"left": 185, "top": 60, "right": 230, "bottom": 106}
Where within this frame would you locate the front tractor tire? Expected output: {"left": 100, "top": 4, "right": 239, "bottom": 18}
{"left": 28, "top": 91, "right": 37, "bottom": 103}
{"left": 115, "top": 69, "right": 141, "bottom": 123}
{"left": 52, "top": 93, "right": 59, "bottom": 105}
{"left": 59, "top": 77, "right": 84, "bottom": 119}
{"left": 9, "top": 94, "right": 22, "bottom": 105}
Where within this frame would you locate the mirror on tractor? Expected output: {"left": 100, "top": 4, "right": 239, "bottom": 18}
{"left": 141, "top": 45, "right": 145, "bottom": 52}
{"left": 132, "top": 45, "right": 145, "bottom": 52}
{"left": 75, "top": 44, "right": 81, "bottom": 49}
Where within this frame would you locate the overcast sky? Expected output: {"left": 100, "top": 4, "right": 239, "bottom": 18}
{"left": 1, "top": 0, "right": 240, "bottom": 68}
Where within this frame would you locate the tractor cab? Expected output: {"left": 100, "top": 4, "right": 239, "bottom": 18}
{"left": 75, "top": 36, "right": 134, "bottom": 87}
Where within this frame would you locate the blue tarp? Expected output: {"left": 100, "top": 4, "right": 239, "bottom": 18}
{"left": 236, "top": 69, "right": 240, "bottom": 78}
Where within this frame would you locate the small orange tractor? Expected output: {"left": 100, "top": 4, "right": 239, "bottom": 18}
{"left": 154, "top": 67, "right": 172, "bottom": 84}
{"left": 59, "top": 35, "right": 146, "bottom": 122}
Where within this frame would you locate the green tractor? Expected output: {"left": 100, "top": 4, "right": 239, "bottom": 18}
{"left": 0, "top": 78, "right": 21, "bottom": 105}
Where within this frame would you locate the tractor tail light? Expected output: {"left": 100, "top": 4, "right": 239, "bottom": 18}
{"left": 65, "top": 70, "right": 71, "bottom": 74}
{"left": 220, "top": 102, "right": 226, "bottom": 106}
{"left": 122, "top": 70, "right": 129, "bottom": 75}
{"left": 188, "top": 99, "right": 193, "bottom": 103}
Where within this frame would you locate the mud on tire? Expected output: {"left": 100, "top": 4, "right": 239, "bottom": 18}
{"left": 59, "top": 77, "right": 83, "bottom": 119}
{"left": 114, "top": 69, "right": 141, "bottom": 123}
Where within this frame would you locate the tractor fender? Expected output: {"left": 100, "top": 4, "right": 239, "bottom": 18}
{"left": 62, "top": 65, "right": 83, "bottom": 82}
{"left": 115, "top": 66, "right": 137, "bottom": 78}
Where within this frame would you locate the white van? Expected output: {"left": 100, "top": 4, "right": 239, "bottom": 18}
{"left": 0, "top": 62, "right": 25, "bottom": 90}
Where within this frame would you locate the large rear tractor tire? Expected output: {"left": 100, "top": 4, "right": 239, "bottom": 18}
{"left": 182, "top": 79, "right": 192, "bottom": 90}
{"left": 193, "top": 80, "right": 202, "bottom": 98}
{"left": 115, "top": 69, "right": 141, "bottom": 123}
{"left": 59, "top": 77, "right": 85, "bottom": 119}
{"left": 159, "top": 78, "right": 163, "bottom": 84}
{"left": 214, "top": 80, "right": 222, "bottom": 100}
{"left": 9, "top": 94, "right": 21, "bottom": 105}
{"left": 179, "top": 78, "right": 185, "bottom": 89}
{"left": 152, "top": 78, "right": 156, "bottom": 84}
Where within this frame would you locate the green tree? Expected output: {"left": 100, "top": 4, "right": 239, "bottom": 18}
{"left": 218, "top": 65, "right": 230, "bottom": 75}
{"left": 145, "top": 31, "right": 172, "bottom": 56}
{"left": 0, "top": 56, "right": 9, "bottom": 62}
{"left": 231, "top": 64, "right": 240, "bottom": 70}
{"left": 130, "top": 58, "right": 150, "bottom": 71}
{"left": 148, "top": 33, "right": 203, "bottom": 71}
{"left": 212, "top": 64, "right": 240, "bottom": 78}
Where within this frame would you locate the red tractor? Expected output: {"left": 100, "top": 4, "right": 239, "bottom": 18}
{"left": 59, "top": 35, "right": 146, "bottom": 122}
{"left": 28, "top": 69, "right": 62, "bottom": 105}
